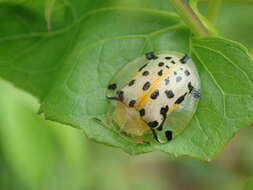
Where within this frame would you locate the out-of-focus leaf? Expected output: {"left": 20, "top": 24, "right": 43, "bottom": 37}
{"left": 216, "top": 3, "right": 253, "bottom": 48}
{"left": 244, "top": 177, "right": 253, "bottom": 190}
{"left": 0, "top": 81, "right": 56, "bottom": 188}
{"left": 50, "top": 122, "right": 88, "bottom": 168}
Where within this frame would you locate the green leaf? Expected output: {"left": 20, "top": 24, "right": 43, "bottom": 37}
{"left": 0, "top": 0, "right": 187, "bottom": 154}
{"left": 189, "top": 37, "right": 253, "bottom": 159}
{"left": 0, "top": 80, "right": 56, "bottom": 189}
{"left": 244, "top": 177, "right": 253, "bottom": 190}
{"left": 1, "top": 1, "right": 253, "bottom": 161}
{"left": 151, "top": 37, "right": 253, "bottom": 160}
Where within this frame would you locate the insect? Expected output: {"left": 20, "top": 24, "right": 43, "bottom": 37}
{"left": 106, "top": 51, "right": 201, "bottom": 144}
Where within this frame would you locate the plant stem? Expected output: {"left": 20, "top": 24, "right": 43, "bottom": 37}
{"left": 207, "top": 0, "right": 223, "bottom": 24}
{"left": 170, "top": 0, "right": 210, "bottom": 37}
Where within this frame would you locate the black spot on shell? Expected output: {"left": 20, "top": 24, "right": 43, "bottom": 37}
{"left": 148, "top": 121, "right": 159, "bottom": 128}
{"left": 157, "top": 70, "right": 163, "bottom": 76}
{"left": 117, "top": 91, "right": 124, "bottom": 102}
{"left": 176, "top": 76, "right": 182, "bottom": 82}
{"left": 184, "top": 70, "right": 191, "bottom": 76}
{"left": 180, "top": 54, "right": 190, "bottom": 64}
{"left": 139, "top": 109, "right": 145, "bottom": 117}
{"left": 165, "top": 56, "right": 172, "bottom": 60}
{"left": 150, "top": 89, "right": 159, "bottom": 99}
{"left": 129, "top": 100, "right": 136, "bottom": 107}
{"left": 128, "top": 80, "right": 135, "bottom": 86}
{"left": 160, "top": 106, "right": 169, "bottom": 115}
{"left": 175, "top": 93, "right": 187, "bottom": 104}
{"left": 143, "top": 81, "right": 151, "bottom": 91}
{"left": 166, "top": 65, "right": 170, "bottom": 69}
{"left": 164, "top": 78, "right": 170, "bottom": 85}
{"left": 188, "top": 82, "right": 194, "bottom": 93}
{"left": 108, "top": 83, "right": 117, "bottom": 90}
{"left": 165, "top": 130, "right": 173, "bottom": 141}
{"left": 142, "top": 71, "right": 149, "bottom": 76}
{"left": 165, "top": 90, "right": 174, "bottom": 98}
{"left": 174, "top": 71, "right": 177, "bottom": 75}
{"left": 139, "top": 64, "right": 147, "bottom": 72}
{"left": 158, "top": 62, "right": 164, "bottom": 67}
{"left": 171, "top": 60, "right": 176, "bottom": 64}
{"left": 157, "top": 125, "right": 163, "bottom": 131}
{"left": 145, "top": 52, "right": 158, "bottom": 60}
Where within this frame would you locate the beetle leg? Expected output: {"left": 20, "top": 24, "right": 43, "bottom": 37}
{"left": 106, "top": 96, "right": 120, "bottom": 101}
{"left": 151, "top": 129, "right": 159, "bottom": 142}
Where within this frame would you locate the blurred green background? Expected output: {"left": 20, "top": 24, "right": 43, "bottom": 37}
{"left": 1, "top": 1, "right": 253, "bottom": 190}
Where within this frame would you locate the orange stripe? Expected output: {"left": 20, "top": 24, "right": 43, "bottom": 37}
{"left": 136, "top": 64, "right": 179, "bottom": 110}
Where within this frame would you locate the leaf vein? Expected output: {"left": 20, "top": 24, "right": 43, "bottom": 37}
{"left": 194, "top": 44, "right": 253, "bottom": 89}
{"left": 0, "top": 7, "right": 180, "bottom": 42}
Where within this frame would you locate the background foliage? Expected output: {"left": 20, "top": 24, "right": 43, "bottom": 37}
{"left": 1, "top": 0, "right": 253, "bottom": 189}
